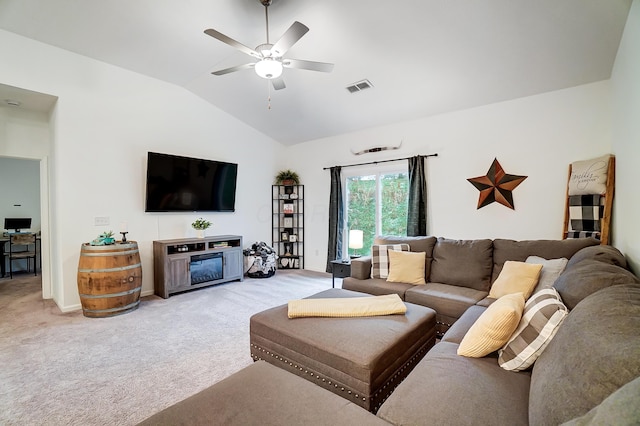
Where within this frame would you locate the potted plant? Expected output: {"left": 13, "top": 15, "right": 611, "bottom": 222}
{"left": 192, "top": 218, "right": 212, "bottom": 238}
{"left": 275, "top": 169, "right": 300, "bottom": 186}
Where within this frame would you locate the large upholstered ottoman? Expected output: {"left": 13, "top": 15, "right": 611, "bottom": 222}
{"left": 137, "top": 361, "right": 388, "bottom": 425}
{"left": 250, "top": 288, "right": 437, "bottom": 412}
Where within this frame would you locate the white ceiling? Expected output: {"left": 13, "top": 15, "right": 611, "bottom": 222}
{"left": 0, "top": 0, "right": 632, "bottom": 145}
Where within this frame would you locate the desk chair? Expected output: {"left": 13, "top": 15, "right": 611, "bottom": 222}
{"left": 8, "top": 233, "right": 37, "bottom": 278}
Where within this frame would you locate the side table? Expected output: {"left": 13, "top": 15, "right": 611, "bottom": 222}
{"left": 330, "top": 259, "right": 351, "bottom": 288}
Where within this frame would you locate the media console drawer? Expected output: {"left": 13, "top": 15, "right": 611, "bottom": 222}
{"left": 153, "top": 235, "right": 243, "bottom": 299}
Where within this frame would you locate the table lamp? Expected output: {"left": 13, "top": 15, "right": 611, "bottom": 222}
{"left": 349, "top": 229, "right": 364, "bottom": 259}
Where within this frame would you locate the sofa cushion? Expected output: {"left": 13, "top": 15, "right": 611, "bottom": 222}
{"left": 137, "top": 361, "right": 388, "bottom": 426}
{"left": 371, "top": 244, "right": 409, "bottom": 279}
{"left": 553, "top": 260, "right": 640, "bottom": 310}
{"left": 458, "top": 293, "right": 525, "bottom": 358}
{"left": 341, "top": 277, "right": 414, "bottom": 300}
{"left": 492, "top": 238, "right": 599, "bottom": 282}
{"left": 441, "top": 305, "right": 487, "bottom": 345}
{"left": 526, "top": 256, "right": 568, "bottom": 294}
{"left": 498, "top": 288, "right": 568, "bottom": 371}
{"left": 566, "top": 244, "right": 629, "bottom": 269}
{"left": 405, "top": 283, "right": 488, "bottom": 320}
{"left": 377, "top": 341, "right": 530, "bottom": 426}
{"left": 430, "top": 238, "right": 493, "bottom": 291}
{"left": 529, "top": 284, "right": 640, "bottom": 425}
{"left": 488, "top": 261, "right": 542, "bottom": 300}
{"left": 561, "top": 376, "right": 640, "bottom": 426}
{"left": 375, "top": 235, "right": 437, "bottom": 279}
{"left": 475, "top": 297, "right": 496, "bottom": 308}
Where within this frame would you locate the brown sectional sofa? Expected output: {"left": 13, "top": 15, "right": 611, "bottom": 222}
{"left": 343, "top": 235, "right": 600, "bottom": 336}
{"left": 139, "top": 239, "right": 640, "bottom": 425}
{"left": 376, "top": 244, "right": 640, "bottom": 425}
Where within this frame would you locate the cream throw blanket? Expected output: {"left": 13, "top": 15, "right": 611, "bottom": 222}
{"left": 288, "top": 294, "right": 407, "bottom": 318}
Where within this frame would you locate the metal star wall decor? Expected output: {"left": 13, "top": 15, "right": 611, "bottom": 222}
{"left": 467, "top": 158, "right": 527, "bottom": 209}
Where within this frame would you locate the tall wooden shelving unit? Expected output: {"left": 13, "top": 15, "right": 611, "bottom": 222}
{"left": 272, "top": 185, "right": 304, "bottom": 269}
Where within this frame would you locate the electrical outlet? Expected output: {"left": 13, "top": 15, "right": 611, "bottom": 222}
{"left": 94, "top": 216, "right": 110, "bottom": 226}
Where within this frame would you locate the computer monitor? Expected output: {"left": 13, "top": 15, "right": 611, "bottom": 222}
{"left": 4, "top": 218, "right": 32, "bottom": 233}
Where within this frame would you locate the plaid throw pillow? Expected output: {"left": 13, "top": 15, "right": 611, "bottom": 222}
{"left": 568, "top": 194, "right": 603, "bottom": 232}
{"left": 498, "top": 288, "right": 568, "bottom": 371}
{"left": 371, "top": 244, "right": 410, "bottom": 278}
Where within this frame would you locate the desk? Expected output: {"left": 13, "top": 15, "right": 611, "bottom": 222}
{"left": 330, "top": 259, "right": 351, "bottom": 288}
{"left": 0, "top": 235, "right": 41, "bottom": 278}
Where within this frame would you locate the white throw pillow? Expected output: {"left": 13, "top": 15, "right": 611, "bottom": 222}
{"left": 568, "top": 155, "right": 610, "bottom": 195}
{"left": 526, "top": 256, "right": 568, "bottom": 294}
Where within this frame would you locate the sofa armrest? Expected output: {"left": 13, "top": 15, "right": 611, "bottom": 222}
{"left": 350, "top": 256, "right": 372, "bottom": 279}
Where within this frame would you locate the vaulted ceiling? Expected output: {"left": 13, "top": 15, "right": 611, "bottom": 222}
{"left": 0, "top": 0, "right": 632, "bottom": 145}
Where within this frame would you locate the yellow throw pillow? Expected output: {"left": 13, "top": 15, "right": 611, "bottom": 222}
{"left": 386, "top": 250, "right": 426, "bottom": 285}
{"left": 458, "top": 292, "right": 525, "bottom": 358}
{"left": 489, "top": 261, "right": 543, "bottom": 300}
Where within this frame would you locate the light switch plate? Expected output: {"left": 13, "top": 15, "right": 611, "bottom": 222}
{"left": 94, "top": 216, "right": 110, "bottom": 226}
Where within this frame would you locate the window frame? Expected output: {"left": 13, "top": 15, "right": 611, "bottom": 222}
{"left": 342, "top": 163, "right": 409, "bottom": 256}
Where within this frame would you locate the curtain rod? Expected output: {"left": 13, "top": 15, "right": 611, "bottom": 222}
{"left": 322, "top": 153, "right": 438, "bottom": 170}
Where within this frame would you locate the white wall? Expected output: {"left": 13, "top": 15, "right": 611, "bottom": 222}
{"left": 0, "top": 107, "right": 50, "bottom": 159}
{"left": 0, "top": 157, "right": 41, "bottom": 231}
{"left": 0, "top": 29, "right": 285, "bottom": 311}
{"left": 611, "top": 0, "right": 640, "bottom": 274}
{"left": 289, "top": 82, "right": 612, "bottom": 272}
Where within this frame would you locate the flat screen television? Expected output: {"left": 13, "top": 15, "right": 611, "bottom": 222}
{"left": 145, "top": 152, "right": 238, "bottom": 212}
{"left": 4, "top": 217, "right": 32, "bottom": 232}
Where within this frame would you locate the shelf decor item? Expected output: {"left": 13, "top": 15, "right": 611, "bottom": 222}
{"left": 192, "top": 217, "right": 212, "bottom": 238}
{"left": 90, "top": 231, "right": 116, "bottom": 246}
{"left": 283, "top": 202, "right": 295, "bottom": 214}
{"left": 275, "top": 169, "right": 300, "bottom": 186}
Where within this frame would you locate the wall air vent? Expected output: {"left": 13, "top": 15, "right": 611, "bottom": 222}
{"left": 346, "top": 79, "right": 374, "bottom": 93}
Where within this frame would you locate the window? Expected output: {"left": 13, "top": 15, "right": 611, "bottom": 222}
{"left": 345, "top": 168, "right": 409, "bottom": 256}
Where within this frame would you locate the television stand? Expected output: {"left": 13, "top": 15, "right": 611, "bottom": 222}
{"left": 153, "top": 235, "right": 243, "bottom": 299}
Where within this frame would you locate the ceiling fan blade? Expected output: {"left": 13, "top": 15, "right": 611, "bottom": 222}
{"left": 283, "top": 59, "right": 334, "bottom": 73}
{"left": 204, "top": 29, "right": 262, "bottom": 59}
{"left": 211, "top": 63, "right": 255, "bottom": 76}
{"left": 270, "top": 21, "right": 309, "bottom": 57}
{"left": 272, "top": 77, "right": 286, "bottom": 91}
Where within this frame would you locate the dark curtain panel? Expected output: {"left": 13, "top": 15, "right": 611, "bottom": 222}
{"left": 326, "top": 166, "right": 344, "bottom": 272}
{"left": 407, "top": 155, "right": 427, "bottom": 236}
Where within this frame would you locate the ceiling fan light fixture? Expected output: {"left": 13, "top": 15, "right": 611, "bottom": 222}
{"left": 255, "top": 58, "right": 283, "bottom": 79}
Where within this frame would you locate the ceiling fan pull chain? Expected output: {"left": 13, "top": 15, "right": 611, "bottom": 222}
{"left": 267, "top": 80, "right": 272, "bottom": 110}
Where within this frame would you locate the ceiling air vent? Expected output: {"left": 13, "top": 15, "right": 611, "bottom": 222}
{"left": 346, "top": 79, "right": 373, "bottom": 93}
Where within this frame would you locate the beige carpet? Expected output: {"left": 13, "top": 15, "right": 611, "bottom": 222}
{"left": 0, "top": 270, "right": 336, "bottom": 425}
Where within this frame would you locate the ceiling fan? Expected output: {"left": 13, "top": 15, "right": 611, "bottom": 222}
{"left": 204, "top": 0, "right": 334, "bottom": 90}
